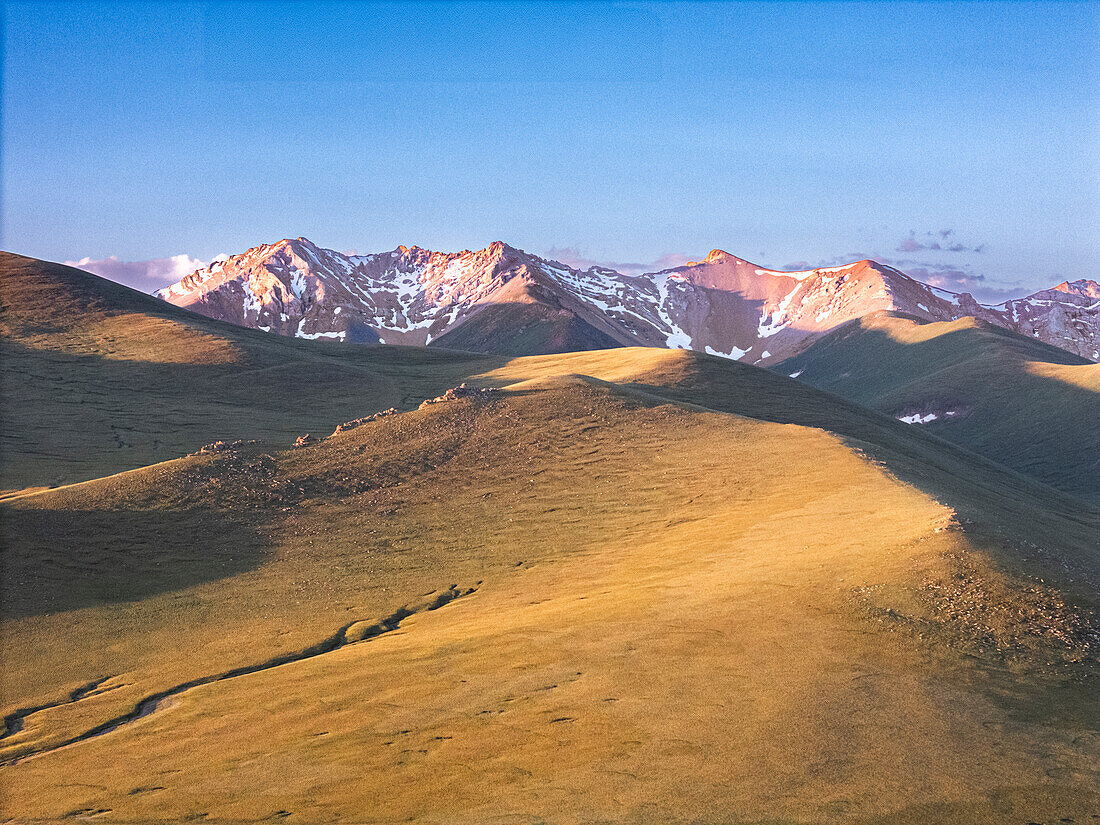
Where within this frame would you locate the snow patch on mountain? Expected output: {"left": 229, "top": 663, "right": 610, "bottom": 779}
{"left": 705, "top": 344, "right": 749, "bottom": 361}
{"left": 899, "top": 412, "right": 938, "bottom": 424}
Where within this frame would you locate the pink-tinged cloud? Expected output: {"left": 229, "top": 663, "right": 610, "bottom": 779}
{"left": 896, "top": 229, "right": 985, "bottom": 254}
{"left": 888, "top": 261, "right": 1024, "bottom": 303}
{"left": 898, "top": 237, "right": 934, "bottom": 252}
{"left": 64, "top": 253, "right": 228, "bottom": 293}
{"left": 544, "top": 246, "right": 698, "bottom": 276}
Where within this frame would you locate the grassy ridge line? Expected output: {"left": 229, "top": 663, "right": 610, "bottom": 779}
{"left": 480, "top": 349, "right": 1100, "bottom": 562}
{"left": 773, "top": 311, "right": 1100, "bottom": 500}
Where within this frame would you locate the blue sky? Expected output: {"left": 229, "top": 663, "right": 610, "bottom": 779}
{"left": 3, "top": 0, "right": 1097, "bottom": 299}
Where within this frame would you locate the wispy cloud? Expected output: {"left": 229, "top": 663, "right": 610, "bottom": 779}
{"left": 895, "top": 263, "right": 979, "bottom": 291}
{"left": 888, "top": 259, "right": 1023, "bottom": 302}
{"left": 544, "top": 246, "right": 697, "bottom": 276}
{"left": 896, "top": 229, "right": 986, "bottom": 254}
{"left": 64, "top": 253, "right": 227, "bottom": 293}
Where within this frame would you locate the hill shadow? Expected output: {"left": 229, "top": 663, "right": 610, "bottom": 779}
{"left": 0, "top": 505, "right": 268, "bottom": 618}
{"left": 0, "top": 335, "right": 500, "bottom": 490}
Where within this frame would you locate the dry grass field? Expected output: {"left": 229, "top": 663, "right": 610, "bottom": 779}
{"left": 2, "top": 256, "right": 1098, "bottom": 823}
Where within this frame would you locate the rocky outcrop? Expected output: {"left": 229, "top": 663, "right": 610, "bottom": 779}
{"left": 190, "top": 439, "right": 257, "bottom": 456}
{"left": 331, "top": 409, "right": 398, "bottom": 436}
{"left": 418, "top": 384, "right": 499, "bottom": 409}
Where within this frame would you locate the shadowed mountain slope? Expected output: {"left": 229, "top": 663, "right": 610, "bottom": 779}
{"left": 774, "top": 312, "right": 1100, "bottom": 501}
{"left": 428, "top": 279, "right": 626, "bottom": 356}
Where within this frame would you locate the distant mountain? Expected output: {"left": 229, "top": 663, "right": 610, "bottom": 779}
{"left": 1053, "top": 279, "right": 1100, "bottom": 300}
{"left": 985, "top": 280, "right": 1100, "bottom": 359}
{"left": 155, "top": 237, "right": 1099, "bottom": 361}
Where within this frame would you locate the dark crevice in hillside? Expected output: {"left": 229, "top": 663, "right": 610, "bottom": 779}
{"left": 2, "top": 677, "right": 119, "bottom": 740}
{"left": 0, "top": 584, "right": 478, "bottom": 766}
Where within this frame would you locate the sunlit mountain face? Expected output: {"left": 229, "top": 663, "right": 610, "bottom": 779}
{"left": 156, "top": 237, "right": 1100, "bottom": 362}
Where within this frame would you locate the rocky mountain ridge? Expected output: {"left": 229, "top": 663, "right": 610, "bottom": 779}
{"left": 155, "top": 237, "right": 1099, "bottom": 362}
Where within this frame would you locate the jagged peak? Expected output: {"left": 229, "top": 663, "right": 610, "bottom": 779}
{"left": 693, "top": 249, "right": 761, "bottom": 268}
{"left": 233, "top": 237, "right": 541, "bottom": 266}
{"left": 1051, "top": 278, "right": 1100, "bottom": 298}
{"left": 485, "top": 240, "right": 526, "bottom": 257}
{"left": 238, "top": 237, "right": 323, "bottom": 263}
{"left": 385, "top": 244, "right": 433, "bottom": 258}
{"left": 851, "top": 259, "right": 915, "bottom": 280}
{"left": 271, "top": 236, "right": 318, "bottom": 251}
{"left": 844, "top": 258, "right": 890, "bottom": 272}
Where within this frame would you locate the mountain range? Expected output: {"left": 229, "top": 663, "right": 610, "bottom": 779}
{"left": 155, "top": 236, "right": 1100, "bottom": 362}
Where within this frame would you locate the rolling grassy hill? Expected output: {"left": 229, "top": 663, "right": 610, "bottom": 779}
{"left": 2, "top": 254, "right": 1099, "bottom": 823}
{"left": 0, "top": 252, "right": 500, "bottom": 491}
{"left": 775, "top": 311, "right": 1100, "bottom": 502}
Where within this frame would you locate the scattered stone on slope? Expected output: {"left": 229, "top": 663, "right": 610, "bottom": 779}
{"left": 917, "top": 554, "right": 1100, "bottom": 660}
{"left": 173, "top": 452, "right": 290, "bottom": 510}
{"left": 293, "top": 434, "right": 317, "bottom": 449}
{"left": 418, "top": 384, "right": 499, "bottom": 409}
{"left": 331, "top": 408, "right": 398, "bottom": 436}
{"left": 853, "top": 548, "right": 1100, "bottom": 672}
{"left": 190, "top": 439, "right": 258, "bottom": 456}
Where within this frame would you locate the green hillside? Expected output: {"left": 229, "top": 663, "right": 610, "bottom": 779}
{"left": 775, "top": 311, "right": 1100, "bottom": 501}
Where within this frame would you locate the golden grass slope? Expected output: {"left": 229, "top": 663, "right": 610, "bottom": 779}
{"left": 775, "top": 312, "right": 1100, "bottom": 501}
{"left": 3, "top": 348, "right": 1099, "bottom": 824}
